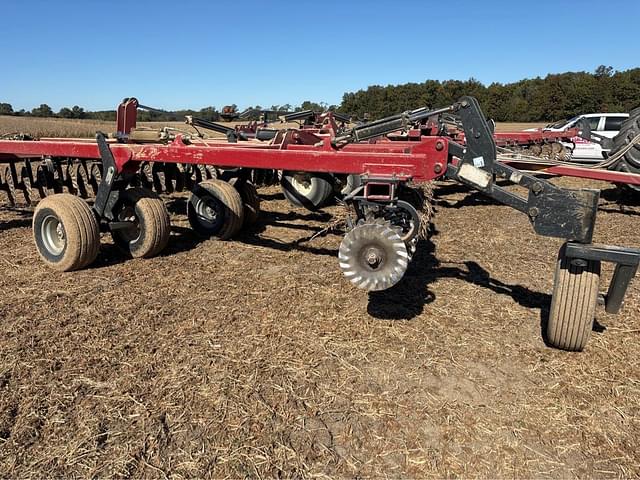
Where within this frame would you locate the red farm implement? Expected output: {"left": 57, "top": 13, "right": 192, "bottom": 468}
{"left": 1, "top": 96, "right": 639, "bottom": 351}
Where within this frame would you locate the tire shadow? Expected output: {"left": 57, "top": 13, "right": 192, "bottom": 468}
{"left": 0, "top": 207, "right": 33, "bottom": 232}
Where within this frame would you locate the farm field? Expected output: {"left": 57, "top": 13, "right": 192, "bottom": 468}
{"left": 0, "top": 114, "right": 547, "bottom": 139}
{"left": 0, "top": 174, "right": 639, "bottom": 477}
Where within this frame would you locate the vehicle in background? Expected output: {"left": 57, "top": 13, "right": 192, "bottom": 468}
{"left": 526, "top": 113, "right": 629, "bottom": 160}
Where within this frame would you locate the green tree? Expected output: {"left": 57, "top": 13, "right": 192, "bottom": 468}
{"left": 594, "top": 65, "right": 614, "bottom": 78}
{"left": 0, "top": 103, "right": 13, "bottom": 115}
{"left": 58, "top": 107, "right": 74, "bottom": 118}
{"left": 197, "top": 106, "right": 220, "bottom": 122}
{"left": 31, "top": 104, "right": 54, "bottom": 117}
{"left": 297, "top": 101, "right": 325, "bottom": 112}
{"left": 71, "top": 105, "right": 86, "bottom": 119}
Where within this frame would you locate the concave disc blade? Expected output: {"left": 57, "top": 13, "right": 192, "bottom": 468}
{"left": 338, "top": 222, "right": 408, "bottom": 292}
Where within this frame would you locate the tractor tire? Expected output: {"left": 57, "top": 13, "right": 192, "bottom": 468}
{"left": 231, "top": 179, "right": 261, "bottom": 226}
{"left": 33, "top": 194, "right": 100, "bottom": 271}
{"left": 187, "top": 179, "right": 244, "bottom": 239}
{"left": 280, "top": 171, "right": 333, "bottom": 210}
{"left": 546, "top": 243, "right": 601, "bottom": 351}
{"left": 111, "top": 188, "right": 171, "bottom": 258}
{"left": 610, "top": 107, "right": 640, "bottom": 191}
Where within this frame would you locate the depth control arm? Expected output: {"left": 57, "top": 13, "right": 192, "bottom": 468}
{"left": 446, "top": 96, "right": 599, "bottom": 244}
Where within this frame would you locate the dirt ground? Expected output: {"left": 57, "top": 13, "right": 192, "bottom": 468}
{"left": 0, "top": 177, "right": 639, "bottom": 478}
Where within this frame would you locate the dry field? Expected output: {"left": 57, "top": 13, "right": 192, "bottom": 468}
{"left": 0, "top": 116, "right": 254, "bottom": 139}
{"left": 0, "top": 175, "right": 639, "bottom": 477}
{"left": 0, "top": 115, "right": 637, "bottom": 477}
{"left": 0, "top": 115, "right": 546, "bottom": 139}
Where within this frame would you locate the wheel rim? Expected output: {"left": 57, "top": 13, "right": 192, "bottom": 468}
{"left": 290, "top": 174, "right": 313, "bottom": 196}
{"left": 41, "top": 214, "right": 65, "bottom": 255}
{"left": 382, "top": 200, "right": 419, "bottom": 242}
{"left": 194, "top": 195, "right": 225, "bottom": 231}
{"left": 117, "top": 206, "right": 141, "bottom": 243}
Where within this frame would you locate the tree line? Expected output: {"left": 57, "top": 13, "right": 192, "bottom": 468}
{"left": 339, "top": 66, "right": 640, "bottom": 122}
{"left": 1, "top": 66, "right": 638, "bottom": 123}
{"left": 0, "top": 100, "right": 336, "bottom": 123}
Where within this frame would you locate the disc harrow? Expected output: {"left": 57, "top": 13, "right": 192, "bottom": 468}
{"left": 0, "top": 156, "right": 280, "bottom": 208}
{"left": 1, "top": 95, "right": 639, "bottom": 352}
{"left": 513, "top": 141, "right": 573, "bottom": 161}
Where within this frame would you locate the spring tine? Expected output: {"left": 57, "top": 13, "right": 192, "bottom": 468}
{"left": 139, "top": 162, "right": 153, "bottom": 190}
{"left": 0, "top": 165, "right": 6, "bottom": 206}
{"left": 64, "top": 161, "right": 78, "bottom": 195}
{"left": 196, "top": 165, "right": 205, "bottom": 183}
{"left": 174, "top": 163, "right": 186, "bottom": 192}
{"left": 163, "top": 163, "right": 176, "bottom": 194}
{"left": 21, "top": 159, "right": 36, "bottom": 204}
{"left": 150, "top": 162, "right": 164, "bottom": 194}
{"left": 7, "top": 161, "right": 24, "bottom": 205}
{"left": 180, "top": 163, "right": 194, "bottom": 190}
{"left": 89, "top": 162, "right": 102, "bottom": 196}
{"left": 19, "top": 164, "right": 33, "bottom": 206}
{"left": 73, "top": 162, "right": 89, "bottom": 198}
{"left": 78, "top": 161, "right": 92, "bottom": 198}
{"left": 51, "top": 159, "right": 64, "bottom": 193}
{"left": 2, "top": 164, "right": 17, "bottom": 207}
{"left": 35, "top": 163, "right": 49, "bottom": 199}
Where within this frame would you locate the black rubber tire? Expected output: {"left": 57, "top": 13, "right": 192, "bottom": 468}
{"left": 230, "top": 179, "right": 261, "bottom": 226}
{"left": 610, "top": 107, "right": 640, "bottom": 191}
{"left": 280, "top": 171, "right": 333, "bottom": 210}
{"left": 187, "top": 180, "right": 244, "bottom": 239}
{"left": 110, "top": 188, "right": 171, "bottom": 258}
{"left": 33, "top": 194, "right": 100, "bottom": 271}
{"left": 547, "top": 243, "right": 601, "bottom": 351}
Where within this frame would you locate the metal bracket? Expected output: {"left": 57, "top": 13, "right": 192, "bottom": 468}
{"left": 565, "top": 243, "right": 640, "bottom": 314}
{"left": 93, "top": 132, "right": 129, "bottom": 221}
{"left": 446, "top": 96, "right": 599, "bottom": 244}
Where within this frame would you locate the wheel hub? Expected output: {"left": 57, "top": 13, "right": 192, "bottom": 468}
{"left": 195, "top": 196, "right": 224, "bottom": 229}
{"left": 364, "top": 247, "right": 384, "bottom": 269}
{"left": 117, "top": 205, "right": 141, "bottom": 243}
{"left": 41, "top": 214, "right": 65, "bottom": 255}
{"left": 290, "top": 174, "right": 313, "bottom": 195}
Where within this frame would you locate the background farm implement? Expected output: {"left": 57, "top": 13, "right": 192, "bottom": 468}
{"left": 1, "top": 96, "right": 640, "bottom": 351}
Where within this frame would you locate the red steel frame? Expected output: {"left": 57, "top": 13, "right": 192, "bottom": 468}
{"left": 1, "top": 100, "right": 639, "bottom": 186}
{"left": 1, "top": 132, "right": 640, "bottom": 186}
{"left": 0, "top": 134, "right": 449, "bottom": 183}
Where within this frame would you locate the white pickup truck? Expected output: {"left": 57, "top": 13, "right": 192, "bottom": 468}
{"left": 527, "top": 113, "right": 629, "bottom": 160}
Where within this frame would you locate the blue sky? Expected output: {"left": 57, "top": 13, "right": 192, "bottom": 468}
{"left": 1, "top": 0, "right": 638, "bottom": 111}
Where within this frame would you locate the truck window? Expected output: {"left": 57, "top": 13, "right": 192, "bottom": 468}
{"left": 604, "top": 117, "right": 625, "bottom": 131}
{"left": 588, "top": 117, "right": 601, "bottom": 130}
